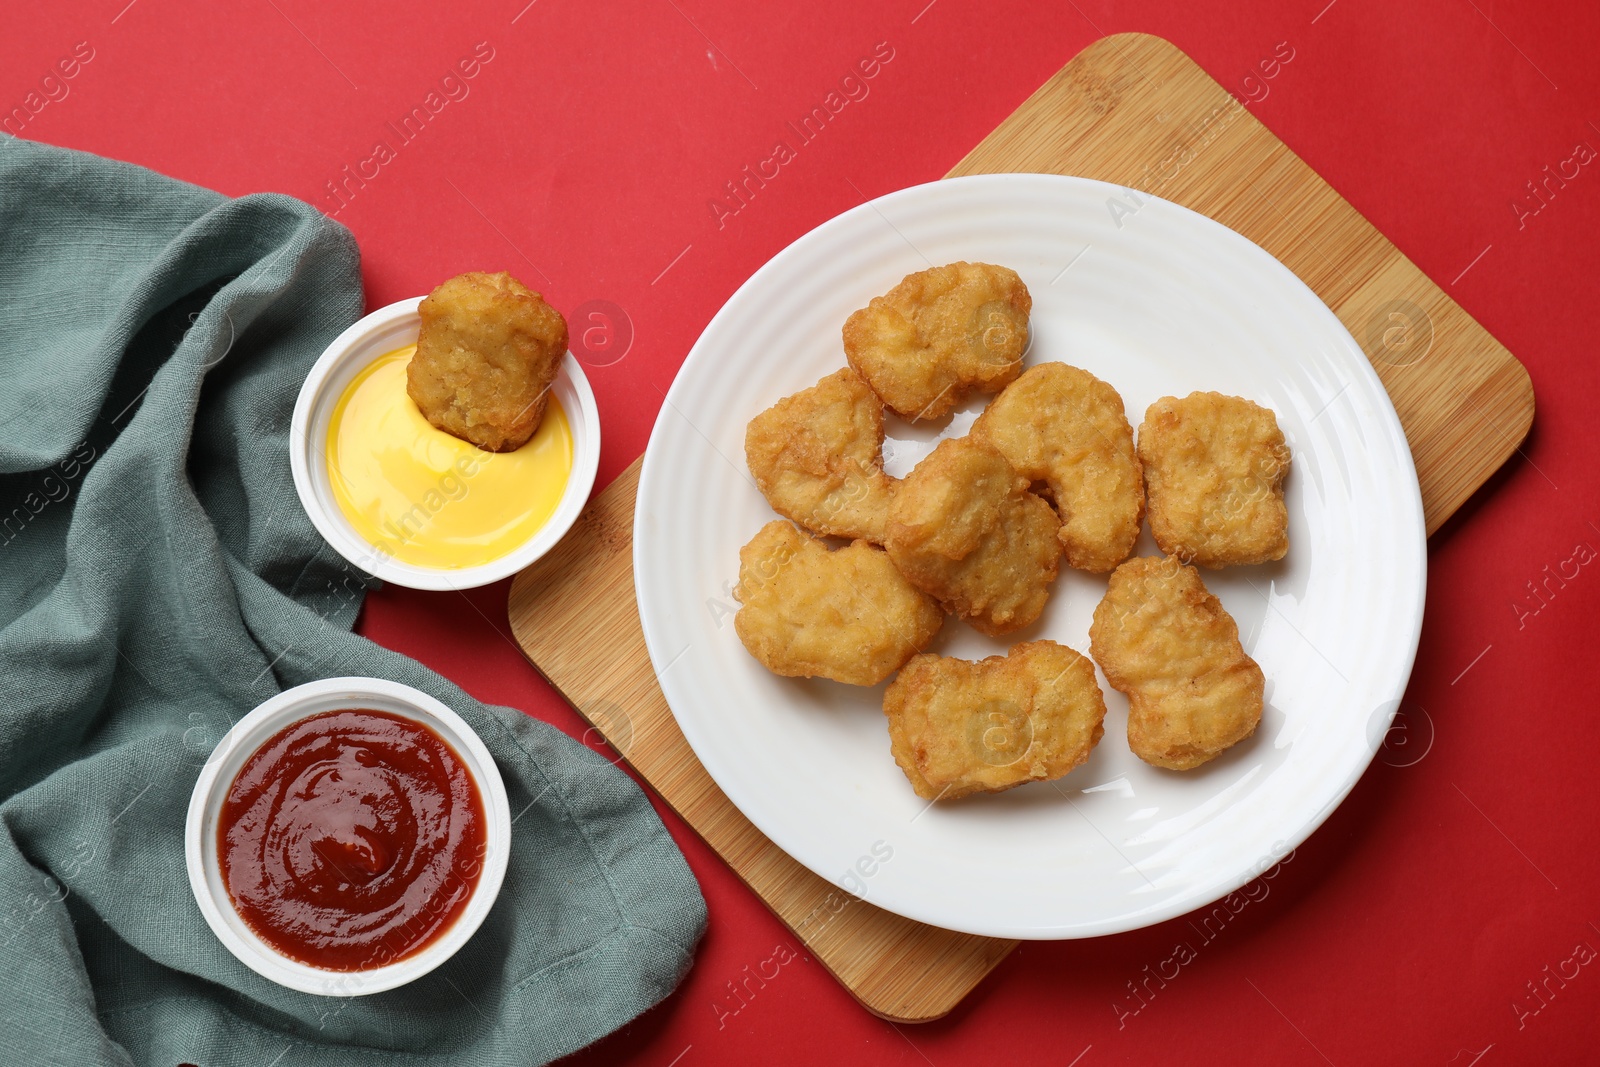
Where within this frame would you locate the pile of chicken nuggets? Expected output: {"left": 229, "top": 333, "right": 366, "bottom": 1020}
{"left": 736, "top": 261, "right": 1292, "bottom": 800}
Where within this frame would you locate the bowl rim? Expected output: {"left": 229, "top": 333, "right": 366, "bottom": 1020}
{"left": 289, "top": 295, "right": 600, "bottom": 591}
{"left": 184, "top": 676, "right": 512, "bottom": 996}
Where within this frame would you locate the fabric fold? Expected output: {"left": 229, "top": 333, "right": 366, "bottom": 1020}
{"left": 0, "top": 135, "right": 704, "bottom": 1067}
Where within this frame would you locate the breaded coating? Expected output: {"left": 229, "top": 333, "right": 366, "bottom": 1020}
{"left": 843, "top": 262, "right": 1031, "bottom": 421}
{"left": 1137, "top": 392, "right": 1291, "bottom": 567}
{"left": 734, "top": 521, "right": 942, "bottom": 686}
{"left": 884, "top": 436, "right": 1061, "bottom": 637}
{"left": 972, "top": 361, "right": 1144, "bottom": 573}
{"left": 1089, "top": 556, "right": 1263, "bottom": 770}
{"left": 744, "top": 368, "right": 897, "bottom": 543}
{"left": 407, "top": 272, "right": 569, "bottom": 453}
{"left": 883, "top": 641, "right": 1107, "bottom": 800}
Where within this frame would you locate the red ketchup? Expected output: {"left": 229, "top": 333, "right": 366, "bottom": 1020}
{"left": 218, "top": 709, "right": 486, "bottom": 971}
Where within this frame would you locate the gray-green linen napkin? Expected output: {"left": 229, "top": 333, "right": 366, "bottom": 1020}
{"left": 0, "top": 135, "right": 704, "bottom": 1067}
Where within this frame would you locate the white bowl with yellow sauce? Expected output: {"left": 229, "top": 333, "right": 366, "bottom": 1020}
{"left": 290, "top": 296, "right": 599, "bottom": 590}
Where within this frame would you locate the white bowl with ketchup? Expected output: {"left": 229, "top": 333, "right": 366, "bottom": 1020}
{"left": 290, "top": 296, "right": 601, "bottom": 591}
{"left": 185, "top": 677, "right": 512, "bottom": 996}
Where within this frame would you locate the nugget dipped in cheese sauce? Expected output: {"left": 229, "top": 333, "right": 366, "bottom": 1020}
{"left": 406, "top": 272, "right": 568, "bottom": 453}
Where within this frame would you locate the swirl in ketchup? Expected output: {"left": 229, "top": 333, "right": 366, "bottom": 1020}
{"left": 218, "top": 709, "right": 486, "bottom": 971}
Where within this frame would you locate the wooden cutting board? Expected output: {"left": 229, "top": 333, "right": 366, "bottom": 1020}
{"left": 507, "top": 32, "right": 1534, "bottom": 1023}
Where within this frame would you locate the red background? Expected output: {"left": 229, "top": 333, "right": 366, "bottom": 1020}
{"left": 7, "top": 0, "right": 1599, "bottom": 1063}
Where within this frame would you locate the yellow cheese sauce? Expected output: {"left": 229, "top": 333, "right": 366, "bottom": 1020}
{"left": 325, "top": 346, "right": 572, "bottom": 570}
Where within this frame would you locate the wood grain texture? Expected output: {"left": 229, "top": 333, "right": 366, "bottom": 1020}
{"left": 947, "top": 32, "right": 1533, "bottom": 533}
{"left": 508, "top": 34, "right": 1533, "bottom": 1023}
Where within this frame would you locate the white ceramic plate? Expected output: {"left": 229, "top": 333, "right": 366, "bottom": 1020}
{"left": 634, "top": 174, "right": 1426, "bottom": 939}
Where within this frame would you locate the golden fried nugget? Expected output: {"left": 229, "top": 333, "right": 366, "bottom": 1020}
{"left": 843, "top": 262, "right": 1030, "bottom": 421}
{"left": 734, "top": 521, "right": 942, "bottom": 686}
{"left": 883, "top": 641, "right": 1106, "bottom": 800}
{"left": 744, "top": 369, "right": 898, "bottom": 543}
{"left": 406, "top": 272, "right": 568, "bottom": 453}
{"left": 972, "top": 362, "right": 1144, "bottom": 573}
{"left": 884, "top": 436, "right": 1060, "bottom": 637}
{"left": 1137, "top": 392, "right": 1291, "bottom": 567}
{"left": 1089, "top": 556, "right": 1264, "bottom": 770}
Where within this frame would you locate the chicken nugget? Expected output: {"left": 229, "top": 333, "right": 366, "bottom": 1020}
{"left": 735, "top": 521, "right": 942, "bottom": 686}
{"left": 1137, "top": 392, "right": 1291, "bottom": 567}
{"left": 843, "top": 262, "right": 1030, "bottom": 421}
{"left": 1089, "top": 555, "right": 1263, "bottom": 770}
{"left": 972, "top": 361, "right": 1144, "bottom": 573}
{"left": 884, "top": 436, "right": 1060, "bottom": 637}
{"left": 744, "top": 368, "right": 897, "bottom": 543}
{"left": 883, "top": 641, "right": 1106, "bottom": 800}
{"left": 406, "top": 271, "right": 568, "bottom": 453}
